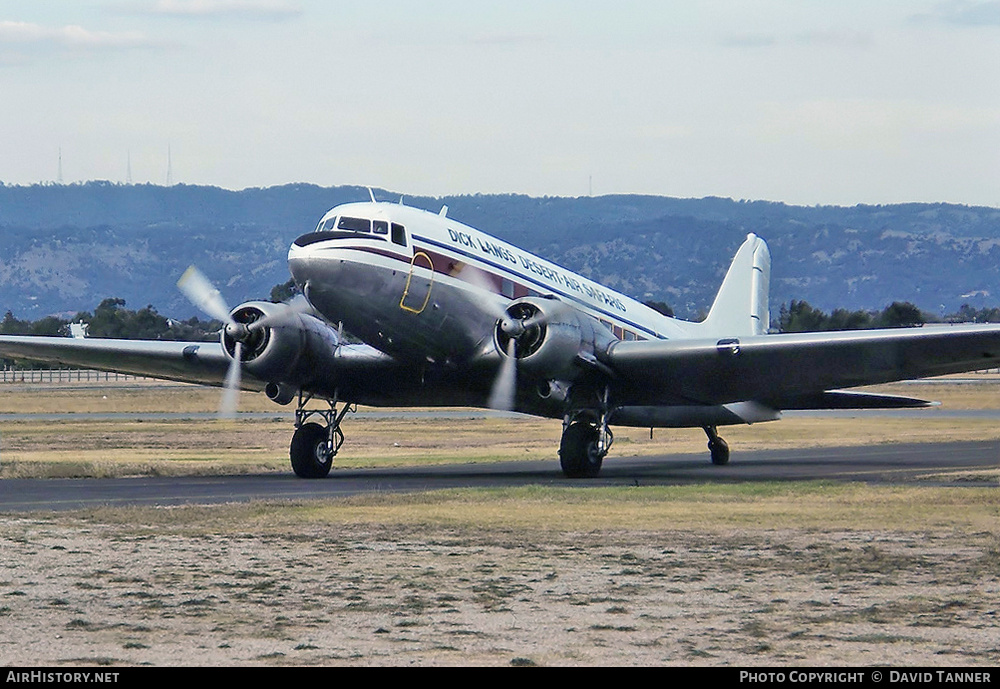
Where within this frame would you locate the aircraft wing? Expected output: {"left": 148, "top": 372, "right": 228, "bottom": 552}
{"left": 605, "top": 323, "right": 1000, "bottom": 409}
{"left": 0, "top": 335, "right": 408, "bottom": 400}
{"left": 0, "top": 335, "right": 254, "bottom": 389}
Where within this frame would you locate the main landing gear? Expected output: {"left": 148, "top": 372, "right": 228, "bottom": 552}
{"left": 559, "top": 387, "right": 614, "bottom": 478}
{"left": 289, "top": 392, "right": 355, "bottom": 478}
{"left": 559, "top": 420, "right": 611, "bottom": 478}
{"left": 703, "top": 425, "right": 730, "bottom": 466}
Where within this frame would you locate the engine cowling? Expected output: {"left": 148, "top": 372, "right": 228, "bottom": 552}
{"left": 222, "top": 301, "right": 340, "bottom": 385}
{"left": 493, "top": 297, "right": 616, "bottom": 381}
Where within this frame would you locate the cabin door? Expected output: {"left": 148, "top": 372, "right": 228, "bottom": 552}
{"left": 400, "top": 251, "right": 434, "bottom": 314}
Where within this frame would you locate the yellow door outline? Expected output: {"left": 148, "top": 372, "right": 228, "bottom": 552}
{"left": 400, "top": 251, "right": 434, "bottom": 314}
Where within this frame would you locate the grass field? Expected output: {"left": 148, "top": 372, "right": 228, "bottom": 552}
{"left": 0, "top": 379, "right": 999, "bottom": 478}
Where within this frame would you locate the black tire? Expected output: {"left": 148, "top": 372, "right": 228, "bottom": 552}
{"left": 290, "top": 422, "right": 333, "bottom": 478}
{"left": 559, "top": 422, "right": 604, "bottom": 478}
{"left": 709, "top": 437, "right": 730, "bottom": 466}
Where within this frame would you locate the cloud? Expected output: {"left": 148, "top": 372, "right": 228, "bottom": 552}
{"left": 0, "top": 21, "right": 155, "bottom": 49}
{"left": 721, "top": 30, "right": 872, "bottom": 49}
{"left": 127, "top": 0, "right": 302, "bottom": 20}
{"left": 913, "top": 1, "right": 1000, "bottom": 27}
{"left": 720, "top": 34, "right": 779, "bottom": 49}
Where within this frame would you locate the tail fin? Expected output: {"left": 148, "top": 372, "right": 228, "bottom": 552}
{"left": 698, "top": 233, "right": 770, "bottom": 337}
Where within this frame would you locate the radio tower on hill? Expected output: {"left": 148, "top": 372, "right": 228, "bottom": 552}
{"left": 57, "top": 147, "right": 63, "bottom": 184}
{"left": 166, "top": 144, "right": 173, "bottom": 186}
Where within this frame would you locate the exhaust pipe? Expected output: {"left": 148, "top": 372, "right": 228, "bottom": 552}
{"left": 265, "top": 382, "right": 297, "bottom": 406}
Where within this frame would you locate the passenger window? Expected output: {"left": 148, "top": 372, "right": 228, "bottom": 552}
{"left": 501, "top": 278, "right": 515, "bottom": 299}
{"left": 373, "top": 220, "right": 388, "bottom": 235}
{"left": 391, "top": 223, "right": 406, "bottom": 247}
{"left": 624, "top": 330, "right": 637, "bottom": 341}
{"left": 338, "top": 216, "right": 371, "bottom": 232}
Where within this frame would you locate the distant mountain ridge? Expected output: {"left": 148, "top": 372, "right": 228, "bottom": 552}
{"left": 1, "top": 181, "right": 999, "bottom": 320}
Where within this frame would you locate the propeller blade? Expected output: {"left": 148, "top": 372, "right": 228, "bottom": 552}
{"left": 461, "top": 268, "right": 509, "bottom": 320}
{"left": 488, "top": 338, "right": 518, "bottom": 411}
{"left": 176, "top": 267, "right": 245, "bottom": 419}
{"left": 177, "top": 266, "right": 233, "bottom": 324}
{"left": 247, "top": 294, "right": 313, "bottom": 332}
{"left": 219, "top": 341, "right": 242, "bottom": 419}
{"left": 520, "top": 313, "right": 547, "bottom": 331}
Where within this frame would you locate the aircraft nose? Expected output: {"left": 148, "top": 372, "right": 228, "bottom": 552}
{"left": 287, "top": 233, "right": 337, "bottom": 290}
{"left": 287, "top": 242, "right": 311, "bottom": 282}
{"left": 292, "top": 230, "right": 328, "bottom": 248}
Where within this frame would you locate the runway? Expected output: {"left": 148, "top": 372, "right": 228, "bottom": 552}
{"left": 1, "top": 440, "right": 996, "bottom": 512}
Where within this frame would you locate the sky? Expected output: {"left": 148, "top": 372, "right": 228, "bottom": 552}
{"left": 1, "top": 0, "right": 999, "bottom": 207}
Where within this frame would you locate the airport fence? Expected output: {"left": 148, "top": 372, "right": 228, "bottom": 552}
{"left": 2, "top": 366, "right": 999, "bottom": 386}
{"left": 0, "top": 368, "right": 153, "bottom": 384}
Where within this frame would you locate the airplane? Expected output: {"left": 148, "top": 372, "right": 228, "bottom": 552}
{"left": 3, "top": 196, "right": 1000, "bottom": 479}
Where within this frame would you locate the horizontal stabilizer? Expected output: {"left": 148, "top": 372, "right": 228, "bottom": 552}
{"left": 779, "top": 390, "right": 934, "bottom": 411}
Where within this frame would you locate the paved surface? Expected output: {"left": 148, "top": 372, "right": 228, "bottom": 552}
{"left": 1, "top": 440, "right": 996, "bottom": 512}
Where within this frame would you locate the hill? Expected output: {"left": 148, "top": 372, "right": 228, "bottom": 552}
{"left": 1, "top": 181, "right": 999, "bottom": 320}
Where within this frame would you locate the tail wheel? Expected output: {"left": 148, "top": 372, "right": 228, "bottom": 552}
{"left": 559, "top": 421, "right": 604, "bottom": 478}
{"left": 290, "top": 422, "right": 333, "bottom": 478}
{"left": 709, "top": 438, "right": 730, "bottom": 465}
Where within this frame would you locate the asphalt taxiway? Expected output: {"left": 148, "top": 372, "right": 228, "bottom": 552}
{"left": 1, "top": 440, "right": 996, "bottom": 512}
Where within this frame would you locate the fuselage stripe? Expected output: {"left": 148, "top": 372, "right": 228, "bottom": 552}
{"left": 409, "top": 233, "right": 662, "bottom": 339}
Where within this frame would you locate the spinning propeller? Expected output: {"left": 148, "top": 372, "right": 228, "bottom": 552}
{"left": 461, "top": 267, "right": 553, "bottom": 411}
{"left": 488, "top": 301, "right": 548, "bottom": 411}
{"left": 176, "top": 266, "right": 247, "bottom": 418}
{"left": 177, "top": 266, "right": 317, "bottom": 417}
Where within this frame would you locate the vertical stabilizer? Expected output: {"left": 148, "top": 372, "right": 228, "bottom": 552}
{"left": 698, "top": 234, "right": 770, "bottom": 337}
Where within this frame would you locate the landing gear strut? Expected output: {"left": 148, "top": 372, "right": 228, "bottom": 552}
{"left": 289, "top": 392, "right": 355, "bottom": 478}
{"left": 559, "top": 387, "right": 614, "bottom": 478}
{"left": 703, "top": 425, "right": 730, "bottom": 465}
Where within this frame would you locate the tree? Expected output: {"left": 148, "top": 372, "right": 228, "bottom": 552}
{"left": 643, "top": 300, "right": 674, "bottom": 317}
{"left": 777, "top": 300, "right": 829, "bottom": 332}
{"left": 0, "top": 311, "right": 30, "bottom": 335}
{"left": 270, "top": 278, "right": 299, "bottom": 303}
{"left": 827, "top": 308, "right": 872, "bottom": 331}
{"left": 86, "top": 298, "right": 130, "bottom": 338}
{"left": 875, "top": 301, "right": 925, "bottom": 328}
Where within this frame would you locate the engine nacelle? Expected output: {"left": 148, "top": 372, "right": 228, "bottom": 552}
{"left": 222, "top": 301, "right": 340, "bottom": 386}
{"left": 493, "top": 297, "right": 616, "bottom": 381}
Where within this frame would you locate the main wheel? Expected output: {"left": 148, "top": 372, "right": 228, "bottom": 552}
{"left": 559, "top": 422, "right": 604, "bottom": 478}
{"left": 290, "top": 422, "right": 333, "bottom": 478}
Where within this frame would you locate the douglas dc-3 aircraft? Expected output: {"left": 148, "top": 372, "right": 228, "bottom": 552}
{"left": 3, "top": 198, "right": 1000, "bottom": 478}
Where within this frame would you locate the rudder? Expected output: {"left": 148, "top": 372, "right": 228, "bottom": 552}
{"left": 698, "top": 233, "right": 770, "bottom": 337}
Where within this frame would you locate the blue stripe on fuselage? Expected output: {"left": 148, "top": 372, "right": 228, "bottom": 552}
{"left": 411, "top": 232, "right": 664, "bottom": 340}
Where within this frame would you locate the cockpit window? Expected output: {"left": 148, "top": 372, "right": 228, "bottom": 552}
{"left": 293, "top": 215, "right": 392, "bottom": 248}
{"left": 337, "top": 216, "right": 371, "bottom": 232}
{"left": 391, "top": 223, "right": 406, "bottom": 247}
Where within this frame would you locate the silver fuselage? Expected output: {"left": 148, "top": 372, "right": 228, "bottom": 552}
{"left": 286, "top": 202, "right": 698, "bottom": 414}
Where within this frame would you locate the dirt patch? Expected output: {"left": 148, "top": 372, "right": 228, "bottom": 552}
{"left": 0, "top": 497, "right": 997, "bottom": 667}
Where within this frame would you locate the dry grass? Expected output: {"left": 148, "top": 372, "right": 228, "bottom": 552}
{"left": 2, "top": 380, "right": 1000, "bottom": 478}
{"left": 76, "top": 483, "right": 997, "bottom": 534}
